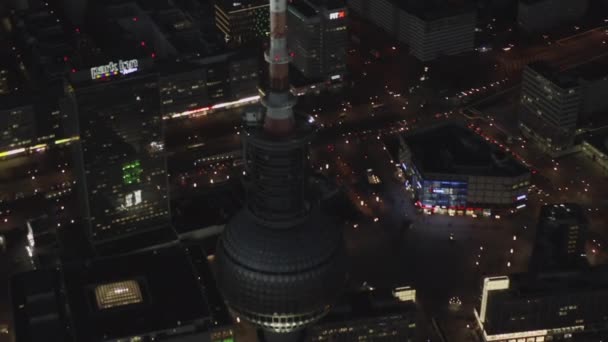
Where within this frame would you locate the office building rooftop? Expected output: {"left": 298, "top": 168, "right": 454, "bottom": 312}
{"left": 11, "top": 245, "right": 225, "bottom": 342}
{"left": 62, "top": 245, "right": 212, "bottom": 341}
{"left": 584, "top": 128, "right": 608, "bottom": 156}
{"left": 527, "top": 62, "right": 580, "bottom": 89}
{"left": 539, "top": 203, "right": 588, "bottom": 224}
{"left": 401, "top": 123, "right": 529, "bottom": 177}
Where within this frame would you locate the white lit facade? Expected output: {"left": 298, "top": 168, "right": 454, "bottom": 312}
{"left": 475, "top": 274, "right": 608, "bottom": 342}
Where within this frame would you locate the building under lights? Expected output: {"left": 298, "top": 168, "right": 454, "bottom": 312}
{"left": 475, "top": 269, "right": 608, "bottom": 342}
{"left": 287, "top": 0, "right": 348, "bottom": 86}
{"left": 214, "top": 0, "right": 269, "bottom": 47}
{"left": 10, "top": 244, "right": 235, "bottom": 342}
{"left": 306, "top": 286, "right": 418, "bottom": 341}
{"left": 397, "top": 124, "right": 530, "bottom": 217}
{"left": 62, "top": 69, "right": 175, "bottom": 255}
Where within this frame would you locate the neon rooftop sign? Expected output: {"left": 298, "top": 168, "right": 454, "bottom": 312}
{"left": 90, "top": 59, "right": 139, "bottom": 80}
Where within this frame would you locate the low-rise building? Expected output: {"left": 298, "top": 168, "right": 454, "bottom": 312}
{"left": 476, "top": 269, "right": 608, "bottom": 342}
{"left": 397, "top": 124, "right": 530, "bottom": 217}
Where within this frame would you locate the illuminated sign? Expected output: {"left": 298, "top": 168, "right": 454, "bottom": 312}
{"left": 122, "top": 160, "right": 143, "bottom": 185}
{"left": 329, "top": 11, "right": 346, "bottom": 20}
{"left": 124, "top": 190, "right": 142, "bottom": 208}
{"left": 90, "top": 59, "right": 139, "bottom": 80}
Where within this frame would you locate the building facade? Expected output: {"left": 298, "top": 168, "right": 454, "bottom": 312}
{"left": 0, "top": 84, "right": 66, "bottom": 159}
{"left": 519, "top": 60, "right": 608, "bottom": 156}
{"left": 476, "top": 271, "right": 608, "bottom": 342}
{"left": 519, "top": 63, "right": 581, "bottom": 156}
{"left": 63, "top": 69, "right": 174, "bottom": 253}
{"left": 307, "top": 286, "right": 418, "bottom": 341}
{"left": 517, "top": 0, "right": 589, "bottom": 32}
{"left": 214, "top": 0, "right": 269, "bottom": 47}
{"left": 159, "top": 52, "right": 259, "bottom": 118}
{"left": 348, "top": 0, "right": 476, "bottom": 62}
{"left": 288, "top": 0, "right": 348, "bottom": 83}
{"left": 398, "top": 124, "right": 530, "bottom": 217}
{"left": 404, "top": 9, "right": 477, "bottom": 62}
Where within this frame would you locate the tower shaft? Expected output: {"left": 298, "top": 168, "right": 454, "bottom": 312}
{"left": 263, "top": 0, "right": 295, "bottom": 135}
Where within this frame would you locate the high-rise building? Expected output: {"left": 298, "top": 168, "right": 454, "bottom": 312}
{"left": 288, "top": 0, "right": 348, "bottom": 83}
{"left": 517, "top": 0, "right": 588, "bottom": 32}
{"left": 63, "top": 70, "right": 175, "bottom": 254}
{"left": 519, "top": 62, "right": 581, "bottom": 156}
{"left": 475, "top": 271, "right": 608, "bottom": 342}
{"left": 348, "top": 0, "right": 476, "bottom": 62}
{"left": 307, "top": 286, "right": 418, "bottom": 341}
{"left": 529, "top": 203, "right": 589, "bottom": 272}
{"left": 214, "top": 0, "right": 270, "bottom": 47}
{"left": 215, "top": 0, "right": 346, "bottom": 340}
{"left": 519, "top": 59, "right": 608, "bottom": 157}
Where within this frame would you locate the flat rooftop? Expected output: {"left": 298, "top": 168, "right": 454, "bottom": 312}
{"left": 572, "top": 56, "right": 608, "bottom": 82}
{"left": 315, "top": 287, "right": 416, "bottom": 326}
{"left": 11, "top": 270, "right": 71, "bottom": 342}
{"left": 527, "top": 62, "right": 579, "bottom": 89}
{"left": 62, "top": 245, "right": 212, "bottom": 341}
{"left": 290, "top": 0, "right": 318, "bottom": 18}
{"left": 395, "top": 0, "right": 476, "bottom": 20}
{"left": 402, "top": 123, "right": 529, "bottom": 178}
{"left": 584, "top": 128, "right": 608, "bottom": 156}
{"left": 507, "top": 266, "right": 608, "bottom": 296}
{"left": 307, "top": 0, "right": 347, "bottom": 11}
{"left": 539, "top": 203, "right": 588, "bottom": 225}
{"left": 215, "top": 0, "right": 268, "bottom": 11}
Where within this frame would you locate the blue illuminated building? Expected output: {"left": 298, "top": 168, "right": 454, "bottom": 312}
{"left": 397, "top": 124, "right": 530, "bottom": 216}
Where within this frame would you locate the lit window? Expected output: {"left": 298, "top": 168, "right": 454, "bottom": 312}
{"left": 95, "top": 280, "right": 143, "bottom": 309}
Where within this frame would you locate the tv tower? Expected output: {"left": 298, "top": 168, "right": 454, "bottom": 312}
{"left": 215, "top": 0, "right": 346, "bottom": 341}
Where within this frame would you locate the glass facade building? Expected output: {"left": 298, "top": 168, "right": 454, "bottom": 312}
{"left": 419, "top": 180, "right": 468, "bottom": 209}
{"left": 64, "top": 72, "right": 173, "bottom": 251}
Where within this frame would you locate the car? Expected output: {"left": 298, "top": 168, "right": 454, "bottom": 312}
{"left": 0, "top": 235, "right": 6, "bottom": 253}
